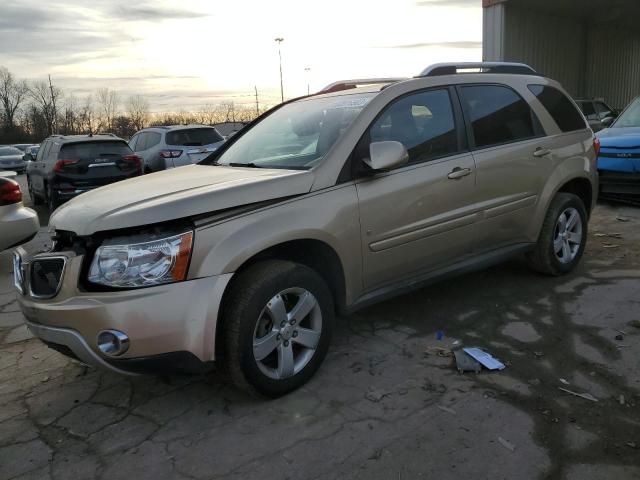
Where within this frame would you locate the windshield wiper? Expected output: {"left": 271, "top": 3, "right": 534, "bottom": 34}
{"left": 227, "top": 162, "right": 262, "bottom": 168}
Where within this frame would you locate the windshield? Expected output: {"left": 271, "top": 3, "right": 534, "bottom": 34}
{"left": 0, "top": 147, "right": 22, "bottom": 156}
{"left": 613, "top": 97, "right": 640, "bottom": 128}
{"left": 212, "top": 93, "right": 375, "bottom": 170}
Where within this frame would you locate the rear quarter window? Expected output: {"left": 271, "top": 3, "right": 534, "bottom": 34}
{"left": 166, "top": 128, "right": 223, "bottom": 146}
{"left": 529, "top": 85, "right": 586, "bottom": 132}
{"left": 60, "top": 141, "right": 132, "bottom": 158}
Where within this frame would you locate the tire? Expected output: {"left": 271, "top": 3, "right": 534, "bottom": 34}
{"left": 526, "top": 193, "right": 588, "bottom": 276}
{"left": 47, "top": 184, "right": 61, "bottom": 213}
{"left": 221, "top": 260, "right": 334, "bottom": 397}
{"left": 27, "top": 177, "right": 43, "bottom": 205}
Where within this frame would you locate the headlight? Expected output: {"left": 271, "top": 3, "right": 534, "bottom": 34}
{"left": 88, "top": 231, "right": 193, "bottom": 288}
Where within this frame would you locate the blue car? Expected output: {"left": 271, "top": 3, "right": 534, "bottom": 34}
{"left": 596, "top": 96, "right": 640, "bottom": 203}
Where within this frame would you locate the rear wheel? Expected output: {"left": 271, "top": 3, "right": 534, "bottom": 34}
{"left": 527, "top": 193, "right": 588, "bottom": 275}
{"left": 27, "top": 177, "right": 43, "bottom": 205}
{"left": 47, "top": 184, "right": 61, "bottom": 213}
{"left": 221, "top": 260, "right": 334, "bottom": 397}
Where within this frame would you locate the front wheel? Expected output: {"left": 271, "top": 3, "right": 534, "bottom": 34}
{"left": 527, "top": 193, "right": 588, "bottom": 276}
{"left": 221, "top": 260, "right": 334, "bottom": 397}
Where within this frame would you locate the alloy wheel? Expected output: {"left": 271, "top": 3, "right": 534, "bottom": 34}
{"left": 253, "top": 287, "right": 322, "bottom": 380}
{"left": 553, "top": 207, "right": 582, "bottom": 263}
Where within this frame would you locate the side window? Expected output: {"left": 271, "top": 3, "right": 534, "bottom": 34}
{"left": 134, "top": 132, "right": 148, "bottom": 152}
{"left": 527, "top": 85, "right": 586, "bottom": 132}
{"left": 129, "top": 134, "right": 139, "bottom": 151}
{"left": 49, "top": 142, "right": 60, "bottom": 162}
{"left": 146, "top": 132, "right": 161, "bottom": 149}
{"left": 594, "top": 102, "right": 612, "bottom": 120}
{"left": 368, "top": 89, "right": 459, "bottom": 164}
{"left": 36, "top": 141, "right": 48, "bottom": 162}
{"left": 460, "top": 85, "right": 538, "bottom": 149}
{"left": 580, "top": 101, "right": 597, "bottom": 120}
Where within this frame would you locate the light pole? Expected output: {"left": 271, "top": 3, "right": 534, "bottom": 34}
{"left": 275, "top": 37, "right": 284, "bottom": 103}
{"left": 304, "top": 67, "right": 311, "bottom": 95}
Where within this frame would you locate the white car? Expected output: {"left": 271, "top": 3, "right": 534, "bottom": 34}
{"left": 0, "top": 172, "right": 39, "bottom": 251}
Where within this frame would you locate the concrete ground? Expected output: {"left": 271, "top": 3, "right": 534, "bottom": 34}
{"left": 1, "top": 174, "right": 639, "bottom": 480}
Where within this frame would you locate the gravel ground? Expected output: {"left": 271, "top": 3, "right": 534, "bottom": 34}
{"left": 1, "top": 174, "right": 639, "bottom": 479}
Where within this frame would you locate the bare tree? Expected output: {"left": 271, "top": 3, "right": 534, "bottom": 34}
{"left": 0, "top": 66, "right": 29, "bottom": 130}
{"left": 78, "top": 95, "right": 96, "bottom": 134}
{"left": 126, "top": 94, "right": 150, "bottom": 131}
{"left": 30, "top": 79, "right": 61, "bottom": 135}
{"left": 96, "top": 87, "right": 119, "bottom": 132}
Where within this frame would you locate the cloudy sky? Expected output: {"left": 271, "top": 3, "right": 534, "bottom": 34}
{"left": 0, "top": 0, "right": 481, "bottom": 112}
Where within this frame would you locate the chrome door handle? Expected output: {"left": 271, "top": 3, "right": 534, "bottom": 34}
{"left": 447, "top": 167, "right": 471, "bottom": 180}
{"left": 533, "top": 148, "right": 551, "bottom": 157}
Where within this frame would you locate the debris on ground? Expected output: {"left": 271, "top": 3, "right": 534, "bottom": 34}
{"left": 533, "top": 351, "right": 544, "bottom": 358}
{"left": 559, "top": 378, "right": 570, "bottom": 385}
{"left": 424, "top": 346, "right": 453, "bottom": 357}
{"left": 454, "top": 349, "right": 481, "bottom": 373}
{"left": 558, "top": 387, "right": 598, "bottom": 402}
{"left": 615, "top": 334, "right": 624, "bottom": 341}
{"left": 365, "top": 389, "right": 389, "bottom": 403}
{"left": 528, "top": 378, "right": 541, "bottom": 386}
{"left": 601, "top": 243, "right": 621, "bottom": 248}
{"left": 616, "top": 216, "right": 631, "bottom": 222}
{"left": 436, "top": 330, "right": 445, "bottom": 340}
{"left": 627, "top": 442, "right": 638, "bottom": 449}
{"left": 498, "top": 436, "right": 516, "bottom": 452}
{"left": 629, "top": 320, "right": 640, "bottom": 329}
{"left": 463, "top": 347, "right": 506, "bottom": 370}
{"left": 437, "top": 405, "right": 456, "bottom": 415}
{"left": 619, "top": 394, "right": 626, "bottom": 406}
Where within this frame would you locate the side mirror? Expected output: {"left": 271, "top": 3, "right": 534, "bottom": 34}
{"left": 601, "top": 117, "right": 615, "bottom": 127}
{"left": 364, "top": 141, "right": 409, "bottom": 171}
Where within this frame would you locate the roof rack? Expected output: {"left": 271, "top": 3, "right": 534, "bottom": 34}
{"left": 318, "top": 77, "right": 407, "bottom": 94}
{"left": 418, "top": 62, "right": 537, "bottom": 77}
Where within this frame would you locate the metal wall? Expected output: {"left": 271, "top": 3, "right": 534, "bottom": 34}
{"left": 483, "top": 1, "right": 640, "bottom": 109}
{"left": 585, "top": 28, "right": 640, "bottom": 109}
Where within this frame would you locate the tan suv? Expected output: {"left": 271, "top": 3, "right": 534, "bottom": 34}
{"left": 14, "top": 63, "right": 598, "bottom": 397}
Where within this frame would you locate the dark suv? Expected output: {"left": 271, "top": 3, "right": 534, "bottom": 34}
{"left": 27, "top": 134, "right": 142, "bottom": 212}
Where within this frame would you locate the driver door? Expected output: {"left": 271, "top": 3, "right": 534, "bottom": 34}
{"left": 355, "top": 88, "right": 478, "bottom": 291}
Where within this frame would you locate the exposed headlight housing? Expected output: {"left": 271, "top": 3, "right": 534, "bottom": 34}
{"left": 88, "top": 231, "right": 193, "bottom": 288}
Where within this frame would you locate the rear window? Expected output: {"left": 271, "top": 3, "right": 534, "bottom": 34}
{"left": 60, "top": 141, "right": 131, "bottom": 158}
{"left": 0, "top": 147, "right": 22, "bottom": 155}
{"left": 529, "top": 85, "right": 586, "bottom": 132}
{"left": 166, "top": 128, "right": 223, "bottom": 146}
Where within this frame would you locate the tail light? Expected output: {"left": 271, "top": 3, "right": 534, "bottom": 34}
{"left": 0, "top": 178, "right": 22, "bottom": 205}
{"left": 122, "top": 154, "right": 142, "bottom": 166}
{"left": 53, "top": 159, "right": 79, "bottom": 173}
{"left": 594, "top": 138, "right": 601, "bottom": 157}
{"left": 159, "top": 150, "right": 183, "bottom": 158}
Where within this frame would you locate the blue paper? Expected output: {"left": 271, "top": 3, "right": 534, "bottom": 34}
{"left": 463, "top": 348, "right": 505, "bottom": 370}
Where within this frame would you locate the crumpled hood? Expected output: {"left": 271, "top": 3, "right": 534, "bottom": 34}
{"left": 597, "top": 127, "right": 640, "bottom": 148}
{"left": 50, "top": 165, "right": 314, "bottom": 235}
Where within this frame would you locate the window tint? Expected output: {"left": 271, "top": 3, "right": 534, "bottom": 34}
{"left": 38, "top": 141, "right": 50, "bottom": 162}
{"left": 369, "top": 89, "right": 459, "bottom": 163}
{"left": 460, "top": 85, "right": 537, "bottom": 148}
{"left": 578, "top": 101, "right": 596, "bottom": 118}
{"left": 60, "top": 141, "right": 132, "bottom": 158}
{"left": 129, "top": 134, "right": 139, "bottom": 151}
{"left": 166, "top": 128, "right": 223, "bottom": 146}
{"left": 594, "top": 102, "right": 612, "bottom": 119}
{"left": 146, "top": 132, "right": 161, "bottom": 149}
{"left": 528, "top": 85, "right": 586, "bottom": 132}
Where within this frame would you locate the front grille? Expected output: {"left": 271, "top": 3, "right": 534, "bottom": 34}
{"left": 30, "top": 258, "right": 65, "bottom": 298}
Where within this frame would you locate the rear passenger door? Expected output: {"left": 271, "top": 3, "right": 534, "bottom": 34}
{"left": 458, "top": 84, "right": 547, "bottom": 252}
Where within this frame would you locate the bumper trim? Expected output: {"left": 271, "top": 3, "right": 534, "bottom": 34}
{"left": 26, "top": 320, "right": 137, "bottom": 376}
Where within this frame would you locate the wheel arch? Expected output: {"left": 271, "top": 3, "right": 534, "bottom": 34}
{"left": 214, "top": 238, "right": 348, "bottom": 361}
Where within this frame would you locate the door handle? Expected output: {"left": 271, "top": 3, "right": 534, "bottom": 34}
{"left": 533, "top": 148, "right": 551, "bottom": 157}
{"left": 447, "top": 167, "right": 471, "bottom": 180}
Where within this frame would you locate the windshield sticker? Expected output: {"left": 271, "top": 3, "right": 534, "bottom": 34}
{"left": 329, "top": 97, "right": 372, "bottom": 109}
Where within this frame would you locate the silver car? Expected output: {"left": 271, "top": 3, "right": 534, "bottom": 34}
{"left": 0, "top": 146, "right": 26, "bottom": 173}
{"left": 129, "top": 125, "right": 225, "bottom": 173}
{"left": 0, "top": 172, "right": 39, "bottom": 251}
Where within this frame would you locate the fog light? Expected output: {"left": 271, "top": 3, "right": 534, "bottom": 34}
{"left": 97, "top": 330, "right": 130, "bottom": 356}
